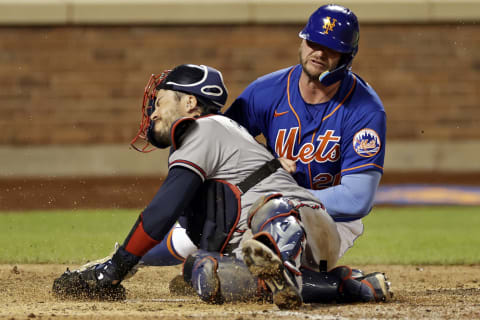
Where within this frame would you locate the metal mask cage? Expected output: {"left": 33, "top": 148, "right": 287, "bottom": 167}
{"left": 130, "top": 70, "right": 171, "bottom": 153}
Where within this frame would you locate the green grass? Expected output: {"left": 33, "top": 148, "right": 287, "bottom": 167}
{"left": 339, "top": 206, "right": 480, "bottom": 265}
{"left": 0, "top": 209, "right": 139, "bottom": 264}
{"left": 1, "top": 206, "right": 479, "bottom": 265}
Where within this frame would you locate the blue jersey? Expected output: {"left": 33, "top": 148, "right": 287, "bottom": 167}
{"left": 225, "top": 65, "right": 386, "bottom": 190}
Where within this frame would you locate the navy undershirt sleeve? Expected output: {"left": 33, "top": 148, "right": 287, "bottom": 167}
{"left": 141, "top": 166, "right": 203, "bottom": 241}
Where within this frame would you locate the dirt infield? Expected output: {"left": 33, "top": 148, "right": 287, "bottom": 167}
{"left": 1, "top": 264, "right": 479, "bottom": 320}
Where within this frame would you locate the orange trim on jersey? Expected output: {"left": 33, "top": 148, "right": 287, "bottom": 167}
{"left": 341, "top": 163, "right": 383, "bottom": 173}
{"left": 307, "top": 129, "right": 317, "bottom": 189}
{"left": 322, "top": 75, "right": 357, "bottom": 122}
{"left": 286, "top": 67, "right": 302, "bottom": 144}
{"left": 166, "top": 226, "right": 185, "bottom": 262}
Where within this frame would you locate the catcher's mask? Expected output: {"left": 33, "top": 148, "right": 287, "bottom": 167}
{"left": 299, "top": 4, "right": 359, "bottom": 86}
{"left": 130, "top": 64, "right": 228, "bottom": 152}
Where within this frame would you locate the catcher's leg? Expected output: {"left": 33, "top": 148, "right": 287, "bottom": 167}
{"left": 141, "top": 222, "right": 197, "bottom": 266}
{"left": 241, "top": 195, "right": 305, "bottom": 310}
{"left": 181, "top": 250, "right": 268, "bottom": 304}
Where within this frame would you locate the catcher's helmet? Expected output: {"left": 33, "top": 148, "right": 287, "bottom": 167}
{"left": 299, "top": 4, "right": 359, "bottom": 86}
{"left": 130, "top": 64, "right": 228, "bottom": 152}
{"left": 157, "top": 64, "right": 228, "bottom": 109}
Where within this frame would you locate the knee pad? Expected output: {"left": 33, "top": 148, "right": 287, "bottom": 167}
{"left": 248, "top": 194, "right": 296, "bottom": 233}
{"left": 183, "top": 250, "right": 263, "bottom": 304}
{"left": 248, "top": 194, "right": 305, "bottom": 265}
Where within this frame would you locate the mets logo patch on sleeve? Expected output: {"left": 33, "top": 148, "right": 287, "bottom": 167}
{"left": 353, "top": 128, "right": 381, "bottom": 157}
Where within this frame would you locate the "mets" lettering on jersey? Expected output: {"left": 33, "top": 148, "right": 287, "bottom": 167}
{"left": 275, "top": 128, "right": 341, "bottom": 164}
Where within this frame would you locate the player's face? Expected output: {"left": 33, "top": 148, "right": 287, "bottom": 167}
{"left": 149, "top": 89, "right": 189, "bottom": 147}
{"left": 299, "top": 39, "right": 342, "bottom": 81}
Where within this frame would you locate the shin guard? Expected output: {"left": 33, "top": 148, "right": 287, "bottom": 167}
{"left": 243, "top": 194, "right": 306, "bottom": 309}
{"left": 183, "top": 250, "right": 264, "bottom": 304}
{"left": 248, "top": 194, "right": 305, "bottom": 274}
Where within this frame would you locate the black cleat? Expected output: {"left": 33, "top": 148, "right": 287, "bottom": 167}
{"left": 358, "top": 272, "right": 393, "bottom": 302}
{"left": 242, "top": 239, "right": 302, "bottom": 310}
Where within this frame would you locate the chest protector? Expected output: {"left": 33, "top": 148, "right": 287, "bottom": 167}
{"left": 171, "top": 117, "right": 280, "bottom": 254}
{"left": 181, "top": 180, "right": 242, "bottom": 253}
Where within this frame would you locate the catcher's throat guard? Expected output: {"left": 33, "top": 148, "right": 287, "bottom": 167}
{"left": 130, "top": 71, "right": 171, "bottom": 153}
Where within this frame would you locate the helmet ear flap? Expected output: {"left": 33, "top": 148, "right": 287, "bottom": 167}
{"left": 340, "top": 48, "right": 357, "bottom": 69}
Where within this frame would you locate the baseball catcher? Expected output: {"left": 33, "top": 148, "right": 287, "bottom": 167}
{"left": 53, "top": 63, "right": 391, "bottom": 308}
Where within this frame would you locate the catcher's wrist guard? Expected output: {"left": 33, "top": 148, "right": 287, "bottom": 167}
{"left": 52, "top": 246, "right": 140, "bottom": 300}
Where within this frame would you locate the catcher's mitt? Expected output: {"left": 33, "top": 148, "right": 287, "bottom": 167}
{"left": 52, "top": 244, "right": 140, "bottom": 301}
{"left": 52, "top": 267, "right": 126, "bottom": 301}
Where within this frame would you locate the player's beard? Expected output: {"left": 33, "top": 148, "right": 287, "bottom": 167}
{"left": 150, "top": 106, "right": 185, "bottom": 148}
{"left": 146, "top": 119, "right": 171, "bottom": 149}
{"left": 298, "top": 47, "right": 337, "bottom": 82}
{"left": 299, "top": 49, "right": 323, "bottom": 81}
{"left": 152, "top": 125, "right": 171, "bottom": 148}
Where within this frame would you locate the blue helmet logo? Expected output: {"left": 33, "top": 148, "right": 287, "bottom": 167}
{"left": 322, "top": 16, "right": 337, "bottom": 34}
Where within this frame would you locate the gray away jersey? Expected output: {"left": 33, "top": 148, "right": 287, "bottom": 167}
{"left": 168, "top": 115, "right": 321, "bottom": 234}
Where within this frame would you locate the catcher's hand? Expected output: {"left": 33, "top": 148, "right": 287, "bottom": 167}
{"left": 278, "top": 157, "right": 296, "bottom": 174}
{"left": 52, "top": 266, "right": 126, "bottom": 301}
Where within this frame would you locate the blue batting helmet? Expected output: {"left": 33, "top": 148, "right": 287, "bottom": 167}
{"left": 299, "top": 4, "right": 360, "bottom": 85}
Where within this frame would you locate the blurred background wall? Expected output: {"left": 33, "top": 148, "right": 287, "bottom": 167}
{"left": 0, "top": 0, "right": 479, "bottom": 209}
